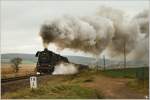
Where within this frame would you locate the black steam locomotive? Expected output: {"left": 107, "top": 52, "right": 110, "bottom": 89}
{"left": 35, "top": 48, "right": 69, "bottom": 74}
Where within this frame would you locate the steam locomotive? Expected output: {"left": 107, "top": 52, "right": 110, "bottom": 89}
{"left": 35, "top": 48, "right": 69, "bottom": 74}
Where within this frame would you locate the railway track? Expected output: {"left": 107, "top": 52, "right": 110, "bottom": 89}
{"left": 1, "top": 74, "right": 54, "bottom": 95}
{"left": 1, "top": 64, "right": 88, "bottom": 83}
{"left": 1, "top": 74, "right": 47, "bottom": 83}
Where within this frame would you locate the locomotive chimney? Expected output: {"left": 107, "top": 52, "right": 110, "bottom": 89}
{"left": 44, "top": 48, "right": 48, "bottom": 51}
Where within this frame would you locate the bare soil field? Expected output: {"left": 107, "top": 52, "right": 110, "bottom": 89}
{"left": 1, "top": 64, "right": 36, "bottom": 79}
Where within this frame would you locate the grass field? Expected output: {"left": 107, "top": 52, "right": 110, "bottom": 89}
{"left": 1, "top": 64, "right": 36, "bottom": 79}
{"left": 2, "top": 70, "right": 103, "bottom": 99}
{"left": 101, "top": 67, "right": 149, "bottom": 79}
{"left": 3, "top": 82, "right": 101, "bottom": 99}
{"left": 2, "top": 68, "right": 149, "bottom": 99}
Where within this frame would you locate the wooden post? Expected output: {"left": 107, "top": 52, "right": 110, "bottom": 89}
{"left": 97, "top": 58, "right": 98, "bottom": 71}
{"left": 123, "top": 39, "right": 126, "bottom": 69}
{"left": 103, "top": 55, "right": 105, "bottom": 70}
{"left": 95, "top": 57, "right": 98, "bottom": 71}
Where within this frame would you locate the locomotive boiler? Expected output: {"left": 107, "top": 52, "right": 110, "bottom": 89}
{"left": 35, "top": 48, "right": 69, "bottom": 74}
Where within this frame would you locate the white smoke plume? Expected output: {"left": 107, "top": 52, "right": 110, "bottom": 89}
{"left": 52, "top": 63, "right": 78, "bottom": 75}
{"left": 40, "top": 6, "right": 149, "bottom": 62}
{"left": 128, "top": 10, "right": 149, "bottom": 63}
{"left": 97, "top": 7, "right": 149, "bottom": 63}
{"left": 40, "top": 15, "right": 114, "bottom": 55}
{"left": 128, "top": 37, "right": 149, "bottom": 63}
{"left": 134, "top": 9, "right": 149, "bottom": 35}
{"left": 97, "top": 6, "right": 140, "bottom": 56}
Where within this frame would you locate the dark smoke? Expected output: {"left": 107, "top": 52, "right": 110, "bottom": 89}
{"left": 39, "top": 6, "right": 149, "bottom": 62}
{"left": 40, "top": 15, "right": 114, "bottom": 55}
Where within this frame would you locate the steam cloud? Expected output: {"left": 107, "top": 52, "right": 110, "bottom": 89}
{"left": 40, "top": 15, "right": 114, "bottom": 55}
{"left": 40, "top": 6, "right": 149, "bottom": 62}
{"left": 52, "top": 63, "right": 78, "bottom": 75}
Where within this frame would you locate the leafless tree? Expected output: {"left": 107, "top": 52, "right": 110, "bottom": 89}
{"left": 10, "top": 57, "right": 22, "bottom": 73}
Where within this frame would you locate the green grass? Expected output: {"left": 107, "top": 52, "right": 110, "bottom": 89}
{"left": 3, "top": 84, "right": 101, "bottom": 99}
{"left": 2, "top": 75, "right": 103, "bottom": 99}
{"left": 101, "top": 67, "right": 149, "bottom": 79}
{"left": 3, "top": 67, "right": 149, "bottom": 99}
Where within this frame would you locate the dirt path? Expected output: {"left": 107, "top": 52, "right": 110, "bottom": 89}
{"left": 82, "top": 74, "right": 145, "bottom": 99}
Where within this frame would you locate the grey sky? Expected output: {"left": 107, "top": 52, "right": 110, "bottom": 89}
{"left": 1, "top": 0, "right": 149, "bottom": 57}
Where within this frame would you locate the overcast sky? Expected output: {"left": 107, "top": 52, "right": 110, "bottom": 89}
{"left": 1, "top": 0, "right": 149, "bottom": 57}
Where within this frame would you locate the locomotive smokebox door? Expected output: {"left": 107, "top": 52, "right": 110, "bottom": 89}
{"left": 35, "top": 48, "right": 69, "bottom": 74}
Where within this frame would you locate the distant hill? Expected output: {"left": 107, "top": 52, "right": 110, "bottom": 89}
{"left": 1, "top": 53, "right": 37, "bottom": 64}
{"left": 66, "top": 56, "right": 111, "bottom": 66}
{"left": 1, "top": 53, "right": 36, "bottom": 60}
{"left": 1, "top": 53, "right": 109, "bottom": 65}
{"left": 1, "top": 53, "right": 146, "bottom": 68}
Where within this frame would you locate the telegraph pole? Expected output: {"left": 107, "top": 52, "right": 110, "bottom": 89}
{"left": 123, "top": 39, "right": 126, "bottom": 69}
{"left": 103, "top": 55, "right": 105, "bottom": 70}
